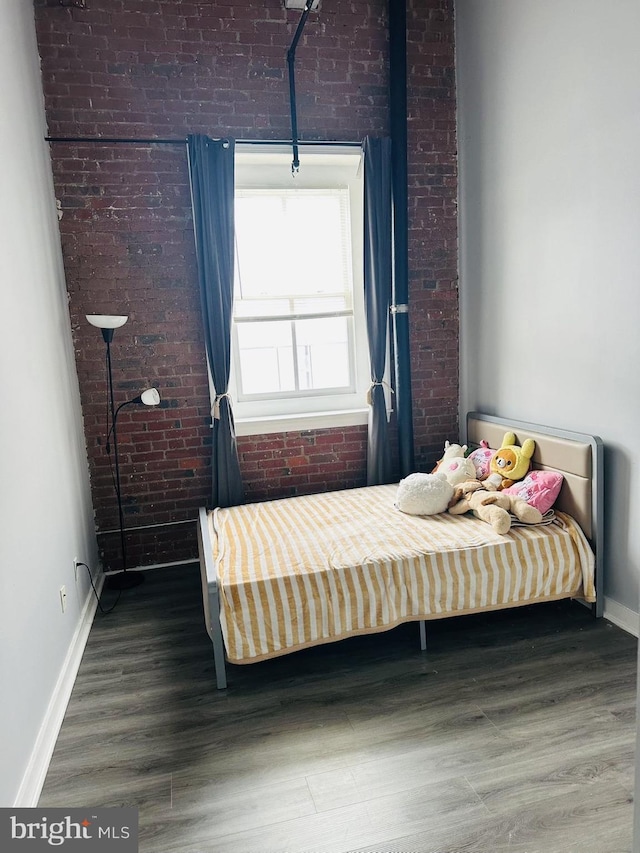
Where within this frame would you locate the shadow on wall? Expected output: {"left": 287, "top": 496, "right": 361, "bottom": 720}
{"left": 602, "top": 442, "right": 638, "bottom": 612}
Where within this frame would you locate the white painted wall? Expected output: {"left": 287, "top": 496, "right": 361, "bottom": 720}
{"left": 456, "top": 0, "right": 640, "bottom": 618}
{"left": 0, "top": 0, "right": 99, "bottom": 806}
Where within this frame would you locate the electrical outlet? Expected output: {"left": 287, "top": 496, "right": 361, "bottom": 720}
{"left": 59, "top": 585, "right": 67, "bottom": 613}
{"left": 73, "top": 558, "right": 80, "bottom": 581}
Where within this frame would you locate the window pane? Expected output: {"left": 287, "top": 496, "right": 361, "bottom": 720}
{"left": 296, "top": 317, "right": 350, "bottom": 390}
{"left": 236, "top": 321, "right": 295, "bottom": 395}
{"left": 235, "top": 190, "right": 352, "bottom": 302}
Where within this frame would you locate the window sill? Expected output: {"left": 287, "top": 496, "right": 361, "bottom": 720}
{"left": 234, "top": 408, "right": 369, "bottom": 437}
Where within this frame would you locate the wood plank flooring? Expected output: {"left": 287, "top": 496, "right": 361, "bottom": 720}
{"left": 39, "top": 565, "right": 637, "bottom": 853}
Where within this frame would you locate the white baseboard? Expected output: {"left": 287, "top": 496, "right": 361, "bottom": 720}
{"left": 13, "top": 575, "right": 103, "bottom": 807}
{"left": 604, "top": 596, "right": 639, "bottom": 638}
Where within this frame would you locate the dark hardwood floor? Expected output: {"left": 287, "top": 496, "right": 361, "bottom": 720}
{"left": 39, "top": 565, "right": 637, "bottom": 853}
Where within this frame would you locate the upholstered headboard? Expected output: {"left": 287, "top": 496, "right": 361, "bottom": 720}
{"left": 466, "top": 412, "right": 604, "bottom": 615}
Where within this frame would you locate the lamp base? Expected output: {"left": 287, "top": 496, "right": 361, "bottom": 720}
{"left": 105, "top": 570, "right": 145, "bottom": 590}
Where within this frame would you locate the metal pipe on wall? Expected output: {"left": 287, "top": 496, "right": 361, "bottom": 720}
{"left": 286, "top": 1, "right": 315, "bottom": 173}
{"left": 44, "top": 137, "right": 363, "bottom": 148}
{"left": 389, "top": 0, "right": 415, "bottom": 476}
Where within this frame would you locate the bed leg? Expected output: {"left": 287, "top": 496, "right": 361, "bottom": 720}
{"left": 208, "top": 586, "right": 228, "bottom": 690}
{"left": 419, "top": 620, "right": 427, "bottom": 651}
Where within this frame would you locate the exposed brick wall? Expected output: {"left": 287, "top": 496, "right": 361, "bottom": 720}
{"left": 239, "top": 425, "right": 370, "bottom": 503}
{"left": 33, "top": 0, "right": 458, "bottom": 570}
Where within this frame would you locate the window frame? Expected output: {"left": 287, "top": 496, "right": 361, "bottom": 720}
{"left": 229, "top": 145, "right": 370, "bottom": 436}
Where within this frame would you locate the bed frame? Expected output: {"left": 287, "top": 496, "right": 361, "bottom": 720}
{"left": 198, "top": 412, "right": 604, "bottom": 689}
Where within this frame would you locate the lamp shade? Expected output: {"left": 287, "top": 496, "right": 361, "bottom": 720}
{"left": 140, "top": 388, "right": 161, "bottom": 406}
{"left": 86, "top": 314, "right": 128, "bottom": 330}
{"left": 284, "top": 0, "right": 320, "bottom": 8}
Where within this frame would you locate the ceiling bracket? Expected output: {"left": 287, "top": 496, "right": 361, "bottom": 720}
{"left": 285, "top": 0, "right": 319, "bottom": 174}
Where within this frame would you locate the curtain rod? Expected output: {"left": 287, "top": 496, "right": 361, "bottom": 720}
{"left": 44, "top": 136, "right": 363, "bottom": 147}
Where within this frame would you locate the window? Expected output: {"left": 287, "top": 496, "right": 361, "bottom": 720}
{"left": 230, "top": 146, "right": 369, "bottom": 435}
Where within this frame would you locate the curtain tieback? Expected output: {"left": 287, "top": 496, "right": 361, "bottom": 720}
{"left": 212, "top": 392, "right": 232, "bottom": 420}
{"left": 366, "top": 380, "right": 394, "bottom": 405}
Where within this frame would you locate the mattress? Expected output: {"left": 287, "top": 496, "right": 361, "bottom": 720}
{"left": 209, "top": 483, "right": 596, "bottom": 664}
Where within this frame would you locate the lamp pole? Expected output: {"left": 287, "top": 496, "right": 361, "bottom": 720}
{"left": 87, "top": 316, "right": 161, "bottom": 590}
{"left": 101, "top": 328, "right": 145, "bottom": 590}
{"left": 86, "top": 315, "right": 157, "bottom": 591}
{"left": 104, "top": 333, "right": 133, "bottom": 584}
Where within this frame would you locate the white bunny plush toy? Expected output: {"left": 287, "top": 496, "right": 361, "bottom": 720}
{"left": 395, "top": 472, "right": 454, "bottom": 516}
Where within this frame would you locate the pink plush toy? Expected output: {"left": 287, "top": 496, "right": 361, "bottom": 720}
{"left": 467, "top": 440, "right": 496, "bottom": 481}
{"left": 503, "top": 470, "right": 564, "bottom": 514}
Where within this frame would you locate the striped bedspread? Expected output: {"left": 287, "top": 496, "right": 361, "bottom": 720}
{"left": 210, "top": 484, "right": 596, "bottom": 664}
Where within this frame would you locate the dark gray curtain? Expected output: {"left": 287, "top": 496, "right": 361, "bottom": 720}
{"left": 363, "top": 136, "right": 394, "bottom": 485}
{"left": 187, "top": 134, "right": 244, "bottom": 508}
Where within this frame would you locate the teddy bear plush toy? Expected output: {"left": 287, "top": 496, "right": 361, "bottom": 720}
{"left": 483, "top": 432, "right": 536, "bottom": 491}
{"left": 395, "top": 472, "right": 454, "bottom": 516}
{"left": 448, "top": 487, "right": 542, "bottom": 534}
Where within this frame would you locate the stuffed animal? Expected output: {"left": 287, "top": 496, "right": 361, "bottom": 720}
{"left": 448, "top": 487, "right": 542, "bottom": 534}
{"left": 438, "top": 455, "right": 478, "bottom": 487}
{"left": 432, "top": 440, "right": 467, "bottom": 473}
{"left": 395, "top": 472, "right": 454, "bottom": 516}
{"left": 484, "top": 432, "right": 536, "bottom": 490}
{"left": 467, "top": 440, "right": 496, "bottom": 481}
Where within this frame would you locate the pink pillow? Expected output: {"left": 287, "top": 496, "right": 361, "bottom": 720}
{"left": 467, "top": 441, "right": 496, "bottom": 479}
{"left": 503, "top": 470, "right": 564, "bottom": 513}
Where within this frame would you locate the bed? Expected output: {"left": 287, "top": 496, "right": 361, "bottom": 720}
{"left": 198, "top": 413, "right": 604, "bottom": 689}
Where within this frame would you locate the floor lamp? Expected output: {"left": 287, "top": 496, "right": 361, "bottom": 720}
{"left": 86, "top": 314, "right": 161, "bottom": 590}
